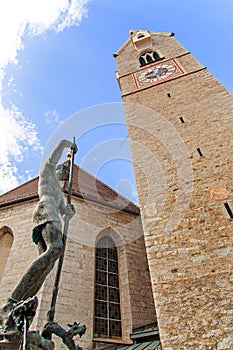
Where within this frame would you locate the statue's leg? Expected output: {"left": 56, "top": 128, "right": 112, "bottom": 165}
{"left": 37, "top": 234, "right": 47, "bottom": 255}
{"left": 9, "top": 223, "right": 63, "bottom": 305}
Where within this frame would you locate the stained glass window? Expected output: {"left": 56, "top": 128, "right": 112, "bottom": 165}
{"left": 94, "top": 236, "right": 122, "bottom": 339}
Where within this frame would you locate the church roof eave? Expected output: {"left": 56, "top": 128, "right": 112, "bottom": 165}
{"left": 0, "top": 164, "right": 140, "bottom": 215}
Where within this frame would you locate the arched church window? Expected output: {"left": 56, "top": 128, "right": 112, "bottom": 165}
{"left": 0, "top": 226, "right": 14, "bottom": 281}
{"left": 139, "top": 51, "right": 161, "bottom": 67}
{"left": 94, "top": 236, "right": 122, "bottom": 339}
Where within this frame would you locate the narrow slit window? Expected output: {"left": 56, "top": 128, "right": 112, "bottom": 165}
{"left": 179, "top": 117, "right": 185, "bottom": 123}
{"left": 224, "top": 203, "right": 233, "bottom": 219}
{"left": 197, "top": 148, "right": 203, "bottom": 157}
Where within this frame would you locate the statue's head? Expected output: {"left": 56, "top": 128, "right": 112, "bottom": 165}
{"left": 56, "top": 164, "right": 70, "bottom": 181}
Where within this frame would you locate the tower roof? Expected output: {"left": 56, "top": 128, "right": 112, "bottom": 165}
{"left": 0, "top": 164, "right": 139, "bottom": 215}
{"left": 115, "top": 30, "right": 174, "bottom": 56}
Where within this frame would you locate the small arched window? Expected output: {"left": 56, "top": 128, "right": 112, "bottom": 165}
{"left": 94, "top": 236, "right": 122, "bottom": 339}
{"left": 137, "top": 33, "right": 145, "bottom": 39}
{"left": 139, "top": 51, "right": 161, "bottom": 67}
{"left": 0, "top": 226, "right": 14, "bottom": 281}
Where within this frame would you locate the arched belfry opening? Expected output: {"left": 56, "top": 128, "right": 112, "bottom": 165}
{"left": 139, "top": 51, "right": 161, "bottom": 67}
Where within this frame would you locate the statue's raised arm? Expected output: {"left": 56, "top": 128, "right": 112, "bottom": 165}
{"left": 46, "top": 139, "right": 73, "bottom": 167}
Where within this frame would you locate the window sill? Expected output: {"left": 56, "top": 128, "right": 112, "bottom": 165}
{"left": 93, "top": 338, "right": 133, "bottom": 345}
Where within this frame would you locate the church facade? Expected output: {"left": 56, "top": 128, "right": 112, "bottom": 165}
{"left": 0, "top": 164, "right": 156, "bottom": 349}
{"left": 0, "top": 30, "right": 233, "bottom": 350}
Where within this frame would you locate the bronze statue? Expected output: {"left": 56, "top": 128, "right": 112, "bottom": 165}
{"left": 0, "top": 140, "right": 86, "bottom": 349}
{"left": 3, "top": 140, "right": 76, "bottom": 311}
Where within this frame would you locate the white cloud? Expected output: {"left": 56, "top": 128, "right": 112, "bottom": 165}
{"left": 0, "top": 104, "right": 41, "bottom": 192}
{"left": 0, "top": 0, "right": 90, "bottom": 193}
{"left": 45, "top": 109, "right": 61, "bottom": 127}
{"left": 0, "top": 0, "right": 90, "bottom": 68}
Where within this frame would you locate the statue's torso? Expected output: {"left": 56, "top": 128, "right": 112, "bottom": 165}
{"left": 33, "top": 161, "right": 64, "bottom": 231}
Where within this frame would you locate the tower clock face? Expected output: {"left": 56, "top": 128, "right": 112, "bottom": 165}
{"left": 133, "top": 59, "right": 185, "bottom": 89}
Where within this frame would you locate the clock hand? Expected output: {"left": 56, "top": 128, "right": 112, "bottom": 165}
{"left": 145, "top": 69, "right": 157, "bottom": 79}
{"left": 157, "top": 67, "right": 168, "bottom": 76}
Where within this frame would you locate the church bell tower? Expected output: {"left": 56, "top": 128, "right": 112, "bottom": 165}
{"left": 115, "top": 30, "right": 233, "bottom": 349}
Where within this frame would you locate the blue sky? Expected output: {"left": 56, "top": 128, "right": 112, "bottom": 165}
{"left": 0, "top": 0, "right": 232, "bottom": 203}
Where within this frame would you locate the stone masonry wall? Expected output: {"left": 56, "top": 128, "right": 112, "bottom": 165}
{"left": 117, "top": 33, "right": 233, "bottom": 349}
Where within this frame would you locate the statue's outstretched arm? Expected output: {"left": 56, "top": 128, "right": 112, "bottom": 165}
{"left": 48, "top": 140, "right": 73, "bottom": 166}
